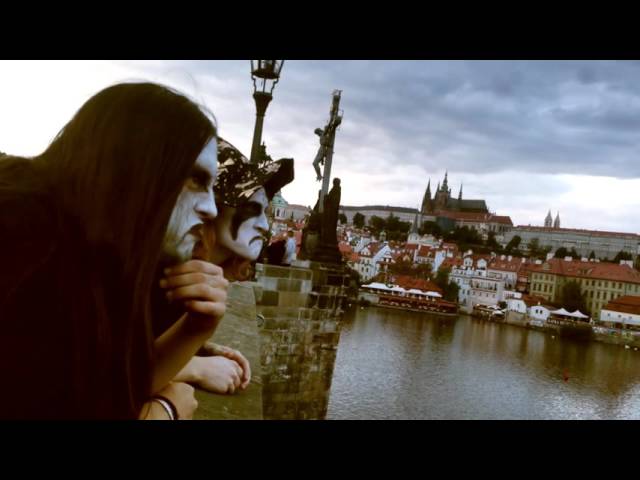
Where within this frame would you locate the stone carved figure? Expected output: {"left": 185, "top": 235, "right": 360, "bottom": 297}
{"left": 312, "top": 128, "right": 327, "bottom": 181}
{"left": 311, "top": 91, "right": 342, "bottom": 183}
{"left": 321, "top": 178, "right": 341, "bottom": 246}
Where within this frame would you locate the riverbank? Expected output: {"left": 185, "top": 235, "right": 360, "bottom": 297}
{"left": 491, "top": 309, "right": 640, "bottom": 349}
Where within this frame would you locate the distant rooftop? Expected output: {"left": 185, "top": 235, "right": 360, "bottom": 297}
{"left": 514, "top": 225, "right": 640, "bottom": 240}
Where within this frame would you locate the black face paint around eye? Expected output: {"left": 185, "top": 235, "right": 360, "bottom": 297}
{"left": 230, "top": 201, "right": 263, "bottom": 240}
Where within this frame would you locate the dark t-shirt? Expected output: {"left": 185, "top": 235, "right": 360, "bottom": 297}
{"left": 266, "top": 239, "right": 287, "bottom": 266}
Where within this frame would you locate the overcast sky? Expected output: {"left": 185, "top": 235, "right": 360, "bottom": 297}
{"left": 1, "top": 60, "right": 639, "bottom": 233}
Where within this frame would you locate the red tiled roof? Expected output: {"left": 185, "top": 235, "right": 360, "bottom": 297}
{"left": 440, "top": 257, "right": 463, "bottom": 269}
{"left": 466, "top": 253, "right": 492, "bottom": 264}
{"left": 417, "top": 245, "right": 433, "bottom": 257}
{"left": 528, "top": 258, "right": 640, "bottom": 285}
{"left": 491, "top": 215, "right": 513, "bottom": 225}
{"left": 390, "top": 275, "right": 443, "bottom": 295}
{"left": 439, "top": 211, "right": 513, "bottom": 225}
{"left": 489, "top": 257, "right": 526, "bottom": 272}
{"left": 520, "top": 294, "right": 547, "bottom": 308}
{"left": 603, "top": 295, "right": 640, "bottom": 315}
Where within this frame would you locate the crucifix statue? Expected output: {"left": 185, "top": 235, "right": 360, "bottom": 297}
{"left": 313, "top": 90, "right": 342, "bottom": 214}
{"left": 301, "top": 90, "right": 344, "bottom": 264}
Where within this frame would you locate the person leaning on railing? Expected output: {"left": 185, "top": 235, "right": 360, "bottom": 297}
{"left": 0, "top": 82, "right": 228, "bottom": 420}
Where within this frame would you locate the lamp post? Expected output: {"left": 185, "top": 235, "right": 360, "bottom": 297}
{"left": 249, "top": 60, "right": 284, "bottom": 164}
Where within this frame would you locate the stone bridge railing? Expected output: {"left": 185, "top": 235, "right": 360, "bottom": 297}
{"left": 195, "top": 262, "right": 349, "bottom": 420}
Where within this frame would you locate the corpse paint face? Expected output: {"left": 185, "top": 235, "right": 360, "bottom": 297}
{"left": 215, "top": 187, "right": 269, "bottom": 261}
{"left": 163, "top": 139, "right": 218, "bottom": 263}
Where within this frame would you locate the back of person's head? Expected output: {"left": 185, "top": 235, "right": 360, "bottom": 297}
{"left": 40, "top": 82, "right": 216, "bottom": 269}
{"left": 288, "top": 230, "right": 294, "bottom": 237}
{"left": 3, "top": 82, "right": 217, "bottom": 418}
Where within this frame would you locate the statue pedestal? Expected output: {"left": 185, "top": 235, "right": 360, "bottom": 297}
{"left": 310, "top": 241, "right": 342, "bottom": 265}
{"left": 252, "top": 262, "right": 350, "bottom": 419}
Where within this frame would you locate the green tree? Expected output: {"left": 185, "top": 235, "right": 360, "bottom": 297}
{"left": 338, "top": 213, "right": 347, "bottom": 225}
{"left": 353, "top": 212, "right": 365, "bottom": 229}
{"left": 388, "top": 258, "right": 415, "bottom": 276}
{"left": 369, "top": 215, "right": 386, "bottom": 235}
{"left": 444, "top": 226, "right": 483, "bottom": 252}
{"left": 419, "top": 221, "right": 442, "bottom": 237}
{"left": 556, "top": 247, "right": 579, "bottom": 259}
{"left": 505, "top": 235, "right": 522, "bottom": 253}
{"left": 589, "top": 251, "right": 596, "bottom": 260}
{"left": 613, "top": 250, "right": 633, "bottom": 263}
{"left": 560, "top": 280, "right": 588, "bottom": 314}
{"left": 444, "top": 281, "right": 460, "bottom": 303}
{"left": 435, "top": 267, "right": 451, "bottom": 291}
{"left": 415, "top": 262, "right": 432, "bottom": 280}
{"left": 435, "top": 266, "right": 459, "bottom": 302}
{"left": 385, "top": 213, "right": 411, "bottom": 241}
{"left": 527, "top": 238, "right": 541, "bottom": 257}
{"left": 485, "top": 231, "right": 500, "bottom": 251}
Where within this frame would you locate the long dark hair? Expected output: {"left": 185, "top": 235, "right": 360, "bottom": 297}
{"left": 1, "top": 82, "right": 216, "bottom": 418}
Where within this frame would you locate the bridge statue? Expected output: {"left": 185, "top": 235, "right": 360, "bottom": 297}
{"left": 301, "top": 90, "right": 344, "bottom": 264}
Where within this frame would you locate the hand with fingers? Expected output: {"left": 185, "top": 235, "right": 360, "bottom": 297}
{"left": 159, "top": 260, "right": 229, "bottom": 332}
{"left": 211, "top": 345, "right": 251, "bottom": 390}
{"left": 191, "top": 343, "right": 252, "bottom": 393}
{"left": 188, "top": 355, "right": 246, "bottom": 394}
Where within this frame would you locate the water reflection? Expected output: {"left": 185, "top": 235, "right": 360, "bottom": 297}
{"left": 327, "top": 306, "right": 640, "bottom": 419}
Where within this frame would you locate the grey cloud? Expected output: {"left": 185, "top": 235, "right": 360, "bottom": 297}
{"left": 125, "top": 60, "right": 640, "bottom": 231}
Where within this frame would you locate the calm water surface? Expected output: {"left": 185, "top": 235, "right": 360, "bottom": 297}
{"left": 327, "top": 306, "right": 640, "bottom": 419}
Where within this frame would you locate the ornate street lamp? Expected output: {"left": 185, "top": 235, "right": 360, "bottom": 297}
{"left": 250, "top": 60, "right": 284, "bottom": 163}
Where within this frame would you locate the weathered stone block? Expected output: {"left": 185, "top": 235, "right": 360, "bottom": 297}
{"left": 290, "top": 268, "right": 313, "bottom": 281}
{"left": 264, "top": 265, "right": 292, "bottom": 278}
{"left": 260, "top": 290, "right": 279, "bottom": 306}
{"left": 278, "top": 291, "right": 308, "bottom": 308}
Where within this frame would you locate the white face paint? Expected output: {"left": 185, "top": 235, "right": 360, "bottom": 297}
{"left": 215, "top": 187, "right": 269, "bottom": 261}
{"left": 163, "top": 138, "right": 218, "bottom": 263}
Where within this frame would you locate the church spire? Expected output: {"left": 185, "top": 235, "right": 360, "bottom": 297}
{"left": 553, "top": 211, "right": 560, "bottom": 229}
{"left": 544, "top": 210, "right": 552, "bottom": 228}
{"left": 458, "top": 182, "right": 463, "bottom": 201}
{"left": 442, "top": 170, "right": 449, "bottom": 192}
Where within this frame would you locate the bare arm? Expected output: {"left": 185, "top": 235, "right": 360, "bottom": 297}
{"left": 151, "top": 260, "right": 228, "bottom": 394}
